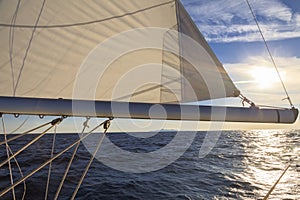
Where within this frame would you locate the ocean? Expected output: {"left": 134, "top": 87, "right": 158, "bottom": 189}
{"left": 0, "top": 130, "right": 299, "bottom": 200}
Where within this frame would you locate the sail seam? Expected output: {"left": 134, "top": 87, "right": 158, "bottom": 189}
{"left": 175, "top": 0, "right": 184, "bottom": 102}
{"left": 13, "top": 0, "right": 47, "bottom": 96}
{"left": 9, "top": 0, "right": 21, "bottom": 96}
{"left": 0, "top": 1, "right": 174, "bottom": 29}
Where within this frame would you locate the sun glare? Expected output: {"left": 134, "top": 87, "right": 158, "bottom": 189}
{"left": 251, "top": 67, "right": 285, "bottom": 89}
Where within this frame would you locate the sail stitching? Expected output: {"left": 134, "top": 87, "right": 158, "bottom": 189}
{"left": 9, "top": 0, "right": 21, "bottom": 95}
{"left": 0, "top": 1, "right": 174, "bottom": 29}
{"left": 13, "top": 0, "right": 47, "bottom": 96}
{"left": 176, "top": 0, "right": 185, "bottom": 102}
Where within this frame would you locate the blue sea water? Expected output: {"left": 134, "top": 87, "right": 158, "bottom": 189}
{"left": 0, "top": 130, "right": 299, "bottom": 200}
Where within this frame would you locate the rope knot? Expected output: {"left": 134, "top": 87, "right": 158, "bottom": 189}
{"left": 51, "top": 117, "right": 63, "bottom": 126}
{"left": 239, "top": 94, "right": 257, "bottom": 108}
{"left": 103, "top": 120, "right": 110, "bottom": 130}
{"left": 83, "top": 117, "right": 90, "bottom": 129}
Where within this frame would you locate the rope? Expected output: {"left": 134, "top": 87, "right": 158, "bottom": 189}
{"left": 71, "top": 118, "right": 113, "bottom": 200}
{"left": 0, "top": 119, "right": 107, "bottom": 198}
{"left": 245, "top": 0, "right": 294, "bottom": 108}
{"left": 44, "top": 125, "right": 57, "bottom": 200}
{"left": 0, "top": 117, "right": 63, "bottom": 168}
{"left": 263, "top": 159, "right": 293, "bottom": 200}
{"left": 239, "top": 94, "right": 256, "bottom": 107}
{"left": 1, "top": 117, "right": 16, "bottom": 200}
{"left": 1, "top": 115, "right": 27, "bottom": 200}
{"left": 8, "top": 116, "right": 30, "bottom": 134}
{"left": 7, "top": 145, "right": 27, "bottom": 200}
{"left": 0, "top": 121, "right": 52, "bottom": 146}
{"left": 54, "top": 117, "right": 90, "bottom": 200}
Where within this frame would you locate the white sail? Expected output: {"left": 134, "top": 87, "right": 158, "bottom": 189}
{"left": 0, "top": 0, "right": 239, "bottom": 103}
{"left": 0, "top": 1, "right": 298, "bottom": 199}
{"left": 0, "top": 0, "right": 297, "bottom": 123}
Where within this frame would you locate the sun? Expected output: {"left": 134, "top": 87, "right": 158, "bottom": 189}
{"left": 250, "top": 67, "right": 285, "bottom": 89}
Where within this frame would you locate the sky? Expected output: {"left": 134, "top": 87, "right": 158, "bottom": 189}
{"left": 2, "top": 0, "right": 300, "bottom": 133}
{"left": 181, "top": 0, "right": 300, "bottom": 130}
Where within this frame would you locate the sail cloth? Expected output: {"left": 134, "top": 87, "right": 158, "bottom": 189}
{"left": 0, "top": 0, "right": 239, "bottom": 103}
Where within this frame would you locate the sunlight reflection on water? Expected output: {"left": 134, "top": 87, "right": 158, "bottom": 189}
{"left": 0, "top": 130, "right": 298, "bottom": 199}
{"left": 239, "top": 130, "right": 299, "bottom": 199}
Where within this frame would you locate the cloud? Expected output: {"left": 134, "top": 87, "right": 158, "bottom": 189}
{"left": 224, "top": 56, "right": 300, "bottom": 107}
{"left": 295, "top": 14, "right": 300, "bottom": 25}
{"left": 182, "top": 0, "right": 300, "bottom": 42}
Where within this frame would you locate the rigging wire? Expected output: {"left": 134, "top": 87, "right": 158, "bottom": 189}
{"left": 0, "top": 117, "right": 63, "bottom": 168}
{"left": 44, "top": 125, "right": 57, "bottom": 200}
{"left": 71, "top": 118, "right": 113, "bottom": 200}
{"left": 0, "top": 121, "right": 52, "bottom": 146}
{"left": 239, "top": 94, "right": 256, "bottom": 107}
{"left": 6, "top": 146, "right": 27, "bottom": 200}
{"left": 1, "top": 115, "right": 26, "bottom": 200}
{"left": 263, "top": 159, "right": 293, "bottom": 200}
{"left": 245, "top": 0, "right": 294, "bottom": 108}
{"left": 54, "top": 117, "right": 90, "bottom": 200}
{"left": 246, "top": 2, "right": 296, "bottom": 196}
{"left": 1, "top": 117, "right": 16, "bottom": 200}
{"left": 8, "top": 116, "right": 30, "bottom": 135}
{"left": 0, "top": 118, "right": 109, "bottom": 198}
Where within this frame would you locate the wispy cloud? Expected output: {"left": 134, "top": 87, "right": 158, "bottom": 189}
{"left": 182, "top": 0, "right": 300, "bottom": 42}
{"left": 224, "top": 56, "right": 300, "bottom": 106}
